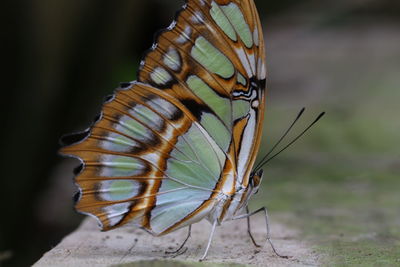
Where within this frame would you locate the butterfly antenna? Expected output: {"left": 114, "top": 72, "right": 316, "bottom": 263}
{"left": 255, "top": 111, "right": 326, "bottom": 171}
{"left": 253, "top": 107, "right": 306, "bottom": 172}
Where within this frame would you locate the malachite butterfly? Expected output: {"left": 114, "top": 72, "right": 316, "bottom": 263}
{"left": 61, "top": 0, "right": 271, "bottom": 260}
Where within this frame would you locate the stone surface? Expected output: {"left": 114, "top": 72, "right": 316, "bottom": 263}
{"left": 34, "top": 214, "right": 320, "bottom": 267}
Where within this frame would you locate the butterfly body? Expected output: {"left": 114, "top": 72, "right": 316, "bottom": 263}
{"left": 61, "top": 0, "right": 267, "bottom": 256}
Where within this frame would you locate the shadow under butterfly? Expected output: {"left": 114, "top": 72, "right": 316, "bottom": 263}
{"left": 60, "top": 0, "right": 324, "bottom": 261}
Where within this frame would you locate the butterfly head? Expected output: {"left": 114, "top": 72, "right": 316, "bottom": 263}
{"left": 249, "top": 169, "right": 264, "bottom": 195}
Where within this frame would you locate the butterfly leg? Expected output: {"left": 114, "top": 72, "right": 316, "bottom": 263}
{"left": 199, "top": 220, "right": 217, "bottom": 262}
{"left": 233, "top": 207, "right": 290, "bottom": 259}
{"left": 246, "top": 206, "right": 262, "bottom": 248}
{"left": 165, "top": 225, "right": 192, "bottom": 255}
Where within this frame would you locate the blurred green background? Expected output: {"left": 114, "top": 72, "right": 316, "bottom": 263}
{"left": 1, "top": 0, "right": 399, "bottom": 266}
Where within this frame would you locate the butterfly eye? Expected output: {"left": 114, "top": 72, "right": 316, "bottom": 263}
{"left": 252, "top": 174, "right": 261, "bottom": 187}
{"left": 251, "top": 169, "right": 263, "bottom": 188}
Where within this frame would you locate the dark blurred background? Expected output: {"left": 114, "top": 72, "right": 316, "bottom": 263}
{"left": 1, "top": 0, "right": 399, "bottom": 266}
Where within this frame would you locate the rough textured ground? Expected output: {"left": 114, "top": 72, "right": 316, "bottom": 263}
{"left": 34, "top": 215, "right": 320, "bottom": 267}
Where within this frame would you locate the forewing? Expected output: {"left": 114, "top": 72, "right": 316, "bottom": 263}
{"left": 138, "top": 0, "right": 266, "bottom": 187}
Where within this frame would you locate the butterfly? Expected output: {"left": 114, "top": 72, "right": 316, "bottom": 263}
{"left": 60, "top": 0, "right": 281, "bottom": 261}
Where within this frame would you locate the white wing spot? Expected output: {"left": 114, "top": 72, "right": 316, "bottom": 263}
{"left": 150, "top": 67, "right": 172, "bottom": 85}
{"left": 191, "top": 11, "right": 205, "bottom": 24}
{"left": 257, "top": 57, "right": 266, "bottom": 80}
{"left": 163, "top": 48, "right": 181, "bottom": 71}
{"left": 253, "top": 27, "right": 259, "bottom": 46}
{"left": 100, "top": 133, "right": 138, "bottom": 153}
{"left": 248, "top": 52, "right": 256, "bottom": 75}
{"left": 130, "top": 105, "right": 164, "bottom": 131}
{"left": 168, "top": 20, "right": 177, "bottom": 30}
{"left": 176, "top": 26, "right": 192, "bottom": 44}
{"left": 236, "top": 47, "right": 253, "bottom": 77}
{"left": 104, "top": 203, "right": 131, "bottom": 227}
{"left": 147, "top": 97, "right": 179, "bottom": 120}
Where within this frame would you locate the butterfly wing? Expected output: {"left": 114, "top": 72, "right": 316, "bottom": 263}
{"left": 138, "top": 0, "right": 266, "bottom": 188}
{"left": 61, "top": 83, "right": 228, "bottom": 233}
{"left": 61, "top": 0, "right": 266, "bottom": 235}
